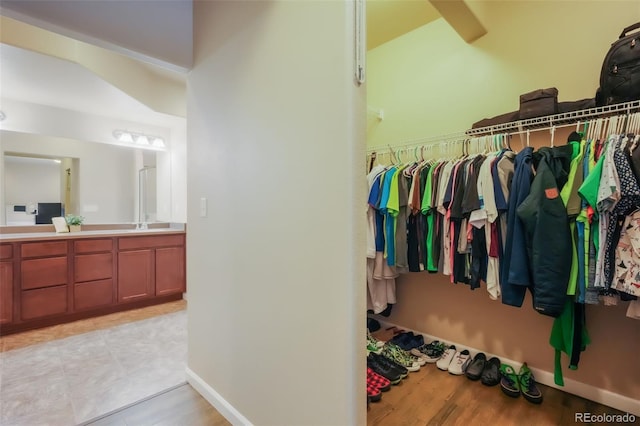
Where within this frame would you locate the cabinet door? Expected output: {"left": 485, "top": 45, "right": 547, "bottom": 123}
{"left": 155, "top": 247, "right": 185, "bottom": 296}
{"left": 118, "top": 250, "right": 153, "bottom": 302}
{"left": 0, "top": 261, "right": 13, "bottom": 324}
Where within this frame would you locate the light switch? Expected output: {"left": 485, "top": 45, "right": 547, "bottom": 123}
{"left": 200, "top": 197, "right": 207, "bottom": 217}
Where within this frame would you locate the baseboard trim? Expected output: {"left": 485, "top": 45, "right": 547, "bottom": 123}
{"left": 186, "top": 367, "right": 253, "bottom": 426}
{"left": 373, "top": 319, "right": 640, "bottom": 416}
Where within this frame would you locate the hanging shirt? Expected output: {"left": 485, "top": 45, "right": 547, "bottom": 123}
{"left": 603, "top": 138, "right": 640, "bottom": 289}
{"left": 367, "top": 165, "right": 386, "bottom": 258}
{"left": 612, "top": 210, "right": 640, "bottom": 296}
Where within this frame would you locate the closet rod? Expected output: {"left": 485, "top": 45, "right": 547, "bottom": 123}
{"left": 367, "top": 100, "right": 640, "bottom": 155}
{"left": 366, "top": 131, "right": 468, "bottom": 154}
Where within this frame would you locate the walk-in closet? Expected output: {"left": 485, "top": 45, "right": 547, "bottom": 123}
{"left": 364, "top": 1, "right": 640, "bottom": 424}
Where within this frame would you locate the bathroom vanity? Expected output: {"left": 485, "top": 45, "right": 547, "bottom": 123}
{"left": 0, "top": 224, "right": 186, "bottom": 335}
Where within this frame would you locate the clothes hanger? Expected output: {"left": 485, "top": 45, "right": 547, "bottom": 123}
{"left": 550, "top": 124, "right": 556, "bottom": 147}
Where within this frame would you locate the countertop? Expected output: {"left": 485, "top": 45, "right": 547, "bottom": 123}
{"left": 0, "top": 225, "right": 185, "bottom": 242}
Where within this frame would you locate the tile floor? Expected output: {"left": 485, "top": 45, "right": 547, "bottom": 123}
{"left": 0, "top": 309, "right": 187, "bottom": 426}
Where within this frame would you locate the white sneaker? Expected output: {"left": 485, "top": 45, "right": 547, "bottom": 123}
{"left": 448, "top": 349, "right": 471, "bottom": 375}
{"left": 436, "top": 345, "right": 457, "bottom": 371}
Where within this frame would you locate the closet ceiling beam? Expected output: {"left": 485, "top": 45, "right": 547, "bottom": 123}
{"left": 429, "top": 0, "right": 487, "bottom": 43}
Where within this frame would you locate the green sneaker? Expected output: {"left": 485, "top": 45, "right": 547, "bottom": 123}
{"left": 381, "top": 343, "right": 420, "bottom": 372}
{"left": 519, "top": 363, "right": 543, "bottom": 404}
{"left": 367, "top": 330, "right": 383, "bottom": 354}
{"left": 500, "top": 363, "right": 520, "bottom": 398}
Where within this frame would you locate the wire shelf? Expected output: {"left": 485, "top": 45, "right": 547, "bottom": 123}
{"left": 366, "top": 100, "right": 640, "bottom": 155}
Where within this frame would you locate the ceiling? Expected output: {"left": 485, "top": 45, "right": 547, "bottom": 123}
{"left": 367, "top": 0, "right": 441, "bottom": 50}
{"left": 0, "top": 0, "right": 439, "bottom": 63}
{"left": 0, "top": 43, "right": 183, "bottom": 129}
{"left": 0, "top": 0, "right": 192, "bottom": 72}
{"left": 0, "top": 0, "right": 445, "bottom": 138}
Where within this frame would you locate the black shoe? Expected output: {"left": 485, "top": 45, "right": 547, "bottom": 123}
{"left": 465, "top": 352, "right": 487, "bottom": 381}
{"left": 481, "top": 356, "right": 501, "bottom": 386}
{"left": 370, "top": 352, "right": 409, "bottom": 378}
{"left": 367, "top": 355, "right": 403, "bottom": 384}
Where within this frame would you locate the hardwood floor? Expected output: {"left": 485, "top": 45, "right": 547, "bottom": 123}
{"left": 367, "top": 363, "right": 628, "bottom": 426}
{"left": 83, "top": 383, "right": 230, "bottom": 426}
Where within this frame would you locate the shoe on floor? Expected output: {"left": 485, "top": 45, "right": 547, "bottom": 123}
{"left": 367, "top": 330, "right": 383, "bottom": 354}
{"left": 367, "top": 354, "right": 404, "bottom": 384}
{"left": 465, "top": 352, "right": 486, "bottom": 381}
{"left": 518, "top": 363, "right": 543, "bottom": 404}
{"left": 448, "top": 350, "right": 471, "bottom": 375}
{"left": 381, "top": 343, "right": 421, "bottom": 372}
{"left": 481, "top": 357, "right": 501, "bottom": 386}
{"left": 367, "top": 368, "right": 391, "bottom": 392}
{"left": 500, "top": 363, "right": 520, "bottom": 398}
{"left": 436, "top": 345, "right": 457, "bottom": 371}
{"left": 369, "top": 352, "right": 408, "bottom": 379}
{"left": 411, "top": 340, "right": 446, "bottom": 363}
{"left": 367, "top": 381, "right": 382, "bottom": 403}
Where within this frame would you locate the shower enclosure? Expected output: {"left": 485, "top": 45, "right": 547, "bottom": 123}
{"left": 137, "top": 166, "right": 157, "bottom": 229}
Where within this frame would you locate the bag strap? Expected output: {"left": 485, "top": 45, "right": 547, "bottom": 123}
{"left": 619, "top": 22, "right": 640, "bottom": 39}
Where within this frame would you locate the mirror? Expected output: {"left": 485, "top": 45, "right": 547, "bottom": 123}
{"left": 3, "top": 154, "right": 78, "bottom": 226}
{"left": 0, "top": 43, "right": 185, "bottom": 227}
{"left": 0, "top": 131, "right": 157, "bottom": 226}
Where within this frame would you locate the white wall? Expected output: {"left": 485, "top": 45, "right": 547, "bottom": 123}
{"left": 4, "top": 156, "right": 60, "bottom": 206}
{"left": 1, "top": 131, "right": 136, "bottom": 224}
{"left": 367, "top": 1, "right": 640, "bottom": 148}
{"left": 187, "top": 1, "right": 365, "bottom": 425}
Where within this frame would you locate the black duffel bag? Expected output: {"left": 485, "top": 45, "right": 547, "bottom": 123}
{"left": 596, "top": 23, "right": 640, "bottom": 106}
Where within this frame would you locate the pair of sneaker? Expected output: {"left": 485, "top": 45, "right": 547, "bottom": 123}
{"left": 389, "top": 331, "right": 425, "bottom": 351}
{"left": 367, "top": 352, "right": 408, "bottom": 384}
{"left": 500, "top": 362, "right": 543, "bottom": 404}
{"left": 435, "top": 345, "right": 471, "bottom": 375}
{"left": 381, "top": 342, "right": 424, "bottom": 371}
{"left": 410, "top": 340, "right": 446, "bottom": 363}
{"left": 366, "top": 367, "right": 390, "bottom": 403}
{"left": 464, "top": 353, "right": 501, "bottom": 386}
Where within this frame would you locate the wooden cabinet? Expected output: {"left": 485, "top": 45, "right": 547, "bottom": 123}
{"left": 74, "top": 239, "right": 114, "bottom": 311}
{"left": 156, "top": 247, "right": 185, "bottom": 296}
{"left": 19, "top": 241, "right": 69, "bottom": 321}
{"left": 118, "top": 250, "right": 154, "bottom": 302}
{"left": 0, "top": 261, "right": 13, "bottom": 324}
{"left": 118, "top": 234, "right": 186, "bottom": 301}
{"left": 0, "top": 232, "right": 185, "bottom": 335}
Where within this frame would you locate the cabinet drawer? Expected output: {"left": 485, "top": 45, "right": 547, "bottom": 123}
{"left": 0, "top": 245, "right": 13, "bottom": 260}
{"left": 118, "top": 234, "right": 184, "bottom": 250}
{"left": 21, "top": 286, "right": 67, "bottom": 320}
{"left": 75, "top": 253, "right": 112, "bottom": 282}
{"left": 21, "top": 241, "right": 67, "bottom": 258}
{"left": 74, "top": 279, "right": 113, "bottom": 311}
{"left": 75, "top": 239, "right": 113, "bottom": 254}
{"left": 21, "top": 257, "right": 68, "bottom": 290}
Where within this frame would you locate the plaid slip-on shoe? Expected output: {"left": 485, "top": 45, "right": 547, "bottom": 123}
{"left": 367, "top": 381, "right": 382, "bottom": 403}
{"left": 367, "top": 368, "right": 391, "bottom": 392}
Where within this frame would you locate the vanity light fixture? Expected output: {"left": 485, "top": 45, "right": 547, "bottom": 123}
{"left": 113, "top": 130, "right": 166, "bottom": 149}
{"left": 113, "top": 130, "right": 134, "bottom": 143}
